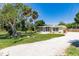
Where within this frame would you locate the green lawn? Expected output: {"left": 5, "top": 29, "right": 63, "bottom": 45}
{"left": 66, "top": 45, "right": 79, "bottom": 56}
{"left": 0, "top": 31, "right": 64, "bottom": 49}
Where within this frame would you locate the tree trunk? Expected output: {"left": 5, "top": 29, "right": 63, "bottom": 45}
{"left": 76, "top": 23, "right": 78, "bottom": 29}
{"left": 33, "top": 20, "right": 36, "bottom": 32}
{"left": 21, "top": 20, "right": 26, "bottom": 31}
{"left": 7, "top": 22, "right": 18, "bottom": 37}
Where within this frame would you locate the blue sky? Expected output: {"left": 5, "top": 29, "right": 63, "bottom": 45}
{"left": 25, "top": 3, "right": 79, "bottom": 25}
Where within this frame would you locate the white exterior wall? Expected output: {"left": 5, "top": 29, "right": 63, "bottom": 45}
{"left": 39, "top": 29, "right": 64, "bottom": 34}
{"left": 38, "top": 26, "right": 66, "bottom": 34}
{"left": 50, "top": 30, "right": 64, "bottom": 34}
{"left": 39, "top": 32, "right": 50, "bottom": 34}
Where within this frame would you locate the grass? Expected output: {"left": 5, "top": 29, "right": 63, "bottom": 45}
{"left": 66, "top": 45, "right": 79, "bottom": 56}
{"left": 0, "top": 31, "right": 64, "bottom": 49}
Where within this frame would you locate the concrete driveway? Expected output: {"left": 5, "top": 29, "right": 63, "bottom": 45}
{"left": 0, "top": 32, "right": 79, "bottom": 56}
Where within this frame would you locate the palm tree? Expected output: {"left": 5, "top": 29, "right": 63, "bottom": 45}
{"left": 23, "top": 6, "right": 38, "bottom": 32}
{"left": 15, "top": 3, "right": 39, "bottom": 32}
{"left": 32, "top": 11, "right": 38, "bottom": 31}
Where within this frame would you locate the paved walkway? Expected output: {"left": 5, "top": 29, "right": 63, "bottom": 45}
{"left": 0, "top": 32, "right": 79, "bottom": 56}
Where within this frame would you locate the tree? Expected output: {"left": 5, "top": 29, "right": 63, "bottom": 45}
{"left": 65, "top": 23, "right": 77, "bottom": 29}
{"left": 0, "top": 3, "right": 39, "bottom": 37}
{"left": 35, "top": 20, "right": 45, "bottom": 31}
{"left": 0, "top": 4, "right": 18, "bottom": 37}
{"left": 13, "top": 3, "right": 38, "bottom": 31}
{"left": 22, "top": 7, "right": 38, "bottom": 31}
{"left": 58, "top": 21, "right": 66, "bottom": 25}
{"left": 15, "top": 3, "right": 27, "bottom": 31}
{"left": 74, "top": 12, "right": 79, "bottom": 28}
{"left": 35, "top": 20, "right": 45, "bottom": 26}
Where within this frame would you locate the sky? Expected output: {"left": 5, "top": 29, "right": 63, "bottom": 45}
{"left": 25, "top": 3, "right": 79, "bottom": 25}
{"left": 0, "top": 3, "right": 79, "bottom": 25}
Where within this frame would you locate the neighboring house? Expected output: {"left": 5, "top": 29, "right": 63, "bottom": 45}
{"left": 38, "top": 25, "right": 67, "bottom": 34}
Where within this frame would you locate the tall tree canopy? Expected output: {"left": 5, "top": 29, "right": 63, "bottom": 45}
{"left": 74, "top": 12, "right": 79, "bottom": 28}
{"left": 0, "top": 4, "right": 18, "bottom": 37}
{"left": 0, "top": 3, "right": 39, "bottom": 37}
{"left": 74, "top": 12, "right": 79, "bottom": 24}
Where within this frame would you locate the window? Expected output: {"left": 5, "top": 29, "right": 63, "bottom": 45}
{"left": 45, "top": 27, "right": 50, "bottom": 32}
{"left": 53, "top": 27, "right": 59, "bottom": 31}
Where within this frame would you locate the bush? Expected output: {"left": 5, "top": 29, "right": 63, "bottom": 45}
{"left": 26, "top": 31, "right": 35, "bottom": 36}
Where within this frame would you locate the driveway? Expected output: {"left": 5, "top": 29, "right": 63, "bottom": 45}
{"left": 0, "top": 32, "right": 79, "bottom": 56}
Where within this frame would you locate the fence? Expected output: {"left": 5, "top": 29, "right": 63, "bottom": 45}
{"left": 68, "top": 29, "right": 79, "bottom": 32}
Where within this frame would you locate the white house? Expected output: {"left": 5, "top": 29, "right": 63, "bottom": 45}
{"left": 38, "top": 25, "right": 67, "bottom": 34}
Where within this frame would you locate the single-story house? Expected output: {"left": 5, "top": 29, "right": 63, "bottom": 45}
{"left": 38, "top": 25, "right": 67, "bottom": 34}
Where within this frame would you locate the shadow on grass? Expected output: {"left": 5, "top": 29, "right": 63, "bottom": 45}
{"left": 69, "top": 40, "right": 79, "bottom": 47}
{"left": 0, "top": 32, "right": 25, "bottom": 39}
{"left": 0, "top": 32, "right": 35, "bottom": 40}
{"left": 0, "top": 34, "right": 10, "bottom": 39}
